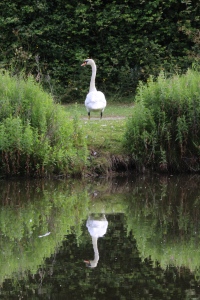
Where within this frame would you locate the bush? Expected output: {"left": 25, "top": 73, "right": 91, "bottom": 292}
{"left": 0, "top": 71, "right": 88, "bottom": 177}
{"left": 123, "top": 68, "right": 200, "bottom": 172}
{"left": 1, "top": 1, "right": 199, "bottom": 101}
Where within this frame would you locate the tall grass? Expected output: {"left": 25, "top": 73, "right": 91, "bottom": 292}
{"left": 124, "top": 69, "right": 200, "bottom": 172}
{"left": 0, "top": 71, "right": 88, "bottom": 177}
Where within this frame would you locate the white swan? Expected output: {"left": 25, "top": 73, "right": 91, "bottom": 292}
{"left": 84, "top": 214, "right": 108, "bottom": 268}
{"left": 81, "top": 59, "right": 107, "bottom": 119}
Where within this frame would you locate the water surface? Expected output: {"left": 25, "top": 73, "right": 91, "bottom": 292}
{"left": 0, "top": 175, "right": 200, "bottom": 299}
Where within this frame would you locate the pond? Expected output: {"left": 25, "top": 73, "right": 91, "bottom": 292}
{"left": 0, "top": 174, "right": 200, "bottom": 299}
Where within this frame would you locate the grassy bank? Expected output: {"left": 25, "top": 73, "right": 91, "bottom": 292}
{"left": 0, "top": 69, "right": 133, "bottom": 178}
{"left": 63, "top": 103, "right": 133, "bottom": 155}
{"left": 3, "top": 68, "right": 200, "bottom": 177}
{"left": 63, "top": 103, "right": 134, "bottom": 175}
{"left": 65, "top": 68, "right": 200, "bottom": 175}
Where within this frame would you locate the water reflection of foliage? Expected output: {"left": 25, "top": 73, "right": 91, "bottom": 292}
{"left": 1, "top": 177, "right": 199, "bottom": 298}
{"left": 0, "top": 180, "right": 89, "bottom": 285}
{"left": 125, "top": 175, "right": 200, "bottom": 272}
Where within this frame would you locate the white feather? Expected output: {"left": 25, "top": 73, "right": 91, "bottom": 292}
{"left": 38, "top": 232, "right": 51, "bottom": 238}
{"left": 85, "top": 91, "right": 106, "bottom": 112}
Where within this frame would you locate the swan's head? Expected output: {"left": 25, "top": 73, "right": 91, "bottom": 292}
{"left": 84, "top": 260, "right": 98, "bottom": 268}
{"left": 81, "top": 59, "right": 95, "bottom": 67}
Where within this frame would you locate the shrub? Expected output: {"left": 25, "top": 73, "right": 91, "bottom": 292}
{"left": 0, "top": 71, "right": 88, "bottom": 177}
{"left": 1, "top": 1, "right": 199, "bottom": 101}
{"left": 123, "top": 68, "right": 200, "bottom": 172}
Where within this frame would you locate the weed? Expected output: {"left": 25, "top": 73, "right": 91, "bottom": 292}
{"left": 124, "top": 68, "right": 200, "bottom": 172}
{"left": 0, "top": 71, "right": 88, "bottom": 177}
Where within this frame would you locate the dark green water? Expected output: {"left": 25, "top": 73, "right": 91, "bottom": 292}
{"left": 0, "top": 175, "right": 200, "bottom": 299}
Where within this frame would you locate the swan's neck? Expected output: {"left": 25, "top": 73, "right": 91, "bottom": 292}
{"left": 89, "top": 62, "right": 97, "bottom": 92}
{"left": 90, "top": 236, "right": 99, "bottom": 267}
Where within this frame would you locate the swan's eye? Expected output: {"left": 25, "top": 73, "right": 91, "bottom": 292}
{"left": 85, "top": 60, "right": 88, "bottom": 64}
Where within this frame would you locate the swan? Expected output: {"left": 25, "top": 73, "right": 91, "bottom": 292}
{"left": 81, "top": 59, "right": 107, "bottom": 119}
{"left": 84, "top": 214, "right": 108, "bottom": 268}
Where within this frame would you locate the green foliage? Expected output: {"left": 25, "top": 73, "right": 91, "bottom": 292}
{"left": 124, "top": 69, "right": 200, "bottom": 172}
{"left": 125, "top": 175, "right": 200, "bottom": 273}
{"left": 0, "top": 0, "right": 199, "bottom": 101}
{"left": 0, "top": 71, "right": 88, "bottom": 177}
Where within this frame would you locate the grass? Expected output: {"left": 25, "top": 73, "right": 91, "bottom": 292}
{"left": 81, "top": 119, "right": 127, "bottom": 154}
{"left": 63, "top": 103, "right": 134, "bottom": 155}
{"left": 63, "top": 102, "right": 134, "bottom": 118}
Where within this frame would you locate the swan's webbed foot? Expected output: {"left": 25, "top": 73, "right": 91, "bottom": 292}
{"left": 88, "top": 112, "right": 90, "bottom": 119}
{"left": 100, "top": 112, "right": 103, "bottom": 119}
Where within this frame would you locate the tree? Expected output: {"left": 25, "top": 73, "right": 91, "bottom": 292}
{"left": 0, "top": 0, "right": 199, "bottom": 101}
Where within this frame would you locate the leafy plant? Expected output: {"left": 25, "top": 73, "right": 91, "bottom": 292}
{"left": 0, "top": 71, "right": 88, "bottom": 177}
{"left": 123, "top": 68, "right": 200, "bottom": 172}
{"left": 0, "top": 0, "right": 199, "bottom": 100}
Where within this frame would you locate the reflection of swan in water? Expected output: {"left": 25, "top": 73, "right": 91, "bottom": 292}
{"left": 84, "top": 214, "right": 108, "bottom": 268}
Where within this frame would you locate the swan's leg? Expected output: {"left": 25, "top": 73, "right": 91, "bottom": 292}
{"left": 88, "top": 112, "right": 90, "bottom": 119}
{"left": 100, "top": 112, "right": 103, "bottom": 119}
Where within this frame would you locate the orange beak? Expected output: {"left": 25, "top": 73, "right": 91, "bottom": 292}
{"left": 81, "top": 62, "right": 87, "bottom": 67}
{"left": 84, "top": 260, "right": 90, "bottom": 263}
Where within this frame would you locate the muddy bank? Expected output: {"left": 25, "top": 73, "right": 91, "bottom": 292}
{"left": 85, "top": 151, "right": 135, "bottom": 177}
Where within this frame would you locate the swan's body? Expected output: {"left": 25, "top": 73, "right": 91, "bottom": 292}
{"left": 81, "top": 59, "right": 107, "bottom": 119}
{"left": 86, "top": 217, "right": 108, "bottom": 238}
{"left": 84, "top": 214, "right": 108, "bottom": 268}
